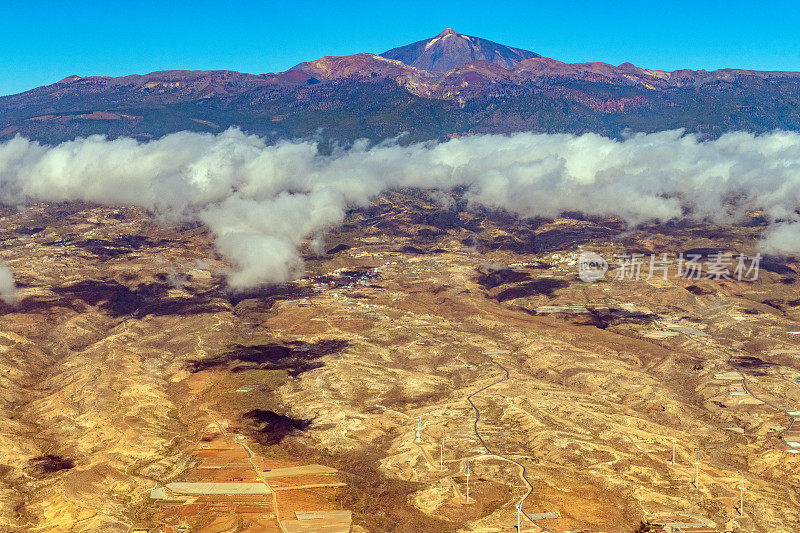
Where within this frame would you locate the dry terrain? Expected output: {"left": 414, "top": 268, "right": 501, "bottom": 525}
{"left": 0, "top": 191, "right": 798, "bottom": 532}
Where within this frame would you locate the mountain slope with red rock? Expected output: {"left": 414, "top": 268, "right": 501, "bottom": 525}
{"left": 3, "top": 28, "right": 800, "bottom": 143}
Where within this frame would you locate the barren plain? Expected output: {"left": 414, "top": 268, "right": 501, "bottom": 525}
{"left": 0, "top": 191, "right": 799, "bottom": 532}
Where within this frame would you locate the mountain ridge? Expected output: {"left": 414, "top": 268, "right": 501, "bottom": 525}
{"left": 3, "top": 29, "right": 800, "bottom": 143}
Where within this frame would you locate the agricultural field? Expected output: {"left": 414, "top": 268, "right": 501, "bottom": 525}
{"left": 0, "top": 192, "right": 798, "bottom": 532}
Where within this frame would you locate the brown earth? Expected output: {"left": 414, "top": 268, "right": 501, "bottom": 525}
{"left": 0, "top": 193, "right": 798, "bottom": 532}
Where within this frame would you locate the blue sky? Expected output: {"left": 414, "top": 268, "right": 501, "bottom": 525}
{"left": 2, "top": 0, "right": 799, "bottom": 96}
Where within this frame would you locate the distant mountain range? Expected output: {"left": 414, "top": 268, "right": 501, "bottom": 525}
{"left": 3, "top": 28, "right": 800, "bottom": 144}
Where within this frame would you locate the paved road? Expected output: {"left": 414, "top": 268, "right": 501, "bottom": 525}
{"left": 467, "top": 355, "right": 554, "bottom": 532}
{"left": 239, "top": 440, "right": 286, "bottom": 533}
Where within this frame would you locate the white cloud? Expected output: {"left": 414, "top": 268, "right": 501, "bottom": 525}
{"left": 759, "top": 222, "right": 800, "bottom": 256}
{"left": 0, "top": 261, "right": 18, "bottom": 305}
{"left": 2, "top": 128, "right": 800, "bottom": 288}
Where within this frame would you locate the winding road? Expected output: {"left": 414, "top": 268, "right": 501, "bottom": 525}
{"left": 467, "top": 355, "right": 554, "bottom": 532}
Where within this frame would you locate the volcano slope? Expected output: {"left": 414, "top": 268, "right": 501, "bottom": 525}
{"left": 0, "top": 191, "right": 798, "bottom": 532}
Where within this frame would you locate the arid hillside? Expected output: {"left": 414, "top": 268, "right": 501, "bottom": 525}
{"left": 0, "top": 191, "right": 799, "bottom": 532}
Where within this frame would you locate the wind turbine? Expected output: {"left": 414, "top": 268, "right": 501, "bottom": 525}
{"left": 694, "top": 462, "right": 700, "bottom": 488}
{"left": 465, "top": 462, "right": 471, "bottom": 503}
{"left": 739, "top": 474, "right": 745, "bottom": 516}
{"left": 416, "top": 416, "right": 421, "bottom": 443}
{"left": 439, "top": 436, "right": 444, "bottom": 471}
{"left": 516, "top": 501, "right": 522, "bottom": 531}
{"left": 671, "top": 438, "right": 676, "bottom": 465}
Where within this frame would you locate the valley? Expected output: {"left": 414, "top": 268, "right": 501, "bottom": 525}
{"left": 0, "top": 193, "right": 798, "bottom": 531}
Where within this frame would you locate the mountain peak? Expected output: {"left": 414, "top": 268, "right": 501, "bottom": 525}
{"left": 436, "top": 28, "right": 460, "bottom": 37}
{"left": 380, "top": 29, "right": 540, "bottom": 72}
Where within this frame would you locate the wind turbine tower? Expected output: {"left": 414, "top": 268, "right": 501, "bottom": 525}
{"left": 694, "top": 462, "right": 700, "bottom": 488}
{"left": 671, "top": 438, "right": 676, "bottom": 465}
{"left": 416, "top": 416, "right": 421, "bottom": 443}
{"left": 465, "top": 462, "right": 470, "bottom": 503}
{"left": 739, "top": 475, "right": 745, "bottom": 516}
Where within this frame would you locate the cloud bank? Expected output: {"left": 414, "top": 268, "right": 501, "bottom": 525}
{"left": 2, "top": 128, "right": 800, "bottom": 288}
{"left": 0, "top": 261, "right": 18, "bottom": 304}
